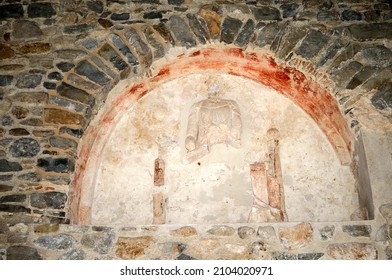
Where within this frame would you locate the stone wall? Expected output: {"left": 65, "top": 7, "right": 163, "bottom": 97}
{"left": 1, "top": 0, "right": 392, "bottom": 259}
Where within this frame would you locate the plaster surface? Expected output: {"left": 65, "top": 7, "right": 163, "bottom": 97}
{"left": 91, "top": 74, "right": 359, "bottom": 225}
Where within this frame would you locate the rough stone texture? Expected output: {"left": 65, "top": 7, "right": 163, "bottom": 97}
{"left": 371, "top": 87, "right": 392, "bottom": 110}
{"left": 238, "top": 226, "right": 256, "bottom": 239}
{"left": 207, "top": 225, "right": 235, "bottom": 236}
{"left": 170, "top": 226, "right": 197, "bottom": 237}
{"left": 380, "top": 203, "right": 392, "bottom": 223}
{"left": 81, "top": 231, "right": 115, "bottom": 254}
{"left": 279, "top": 223, "right": 313, "bottom": 250}
{"left": 342, "top": 225, "right": 372, "bottom": 237}
{"left": 12, "top": 20, "right": 43, "bottom": 40}
{"left": 271, "top": 252, "right": 297, "bottom": 260}
{"left": 6, "top": 245, "right": 42, "bottom": 260}
{"left": 58, "top": 249, "right": 85, "bottom": 260}
{"left": 375, "top": 224, "right": 391, "bottom": 242}
{"left": 9, "top": 138, "right": 40, "bottom": 158}
{"left": 75, "top": 60, "right": 111, "bottom": 85}
{"left": 116, "top": 236, "right": 153, "bottom": 259}
{"left": 252, "top": 6, "right": 281, "bottom": 21}
{"left": 319, "top": 225, "right": 335, "bottom": 240}
{"left": 34, "top": 234, "right": 74, "bottom": 250}
{"left": 0, "top": 4, "right": 24, "bottom": 19}
{"left": 31, "top": 192, "right": 67, "bottom": 209}
{"left": 220, "top": 17, "right": 243, "bottom": 44}
{"left": 295, "top": 30, "right": 329, "bottom": 60}
{"left": 44, "top": 109, "right": 84, "bottom": 125}
{"left": 168, "top": 15, "right": 197, "bottom": 48}
{"left": 0, "top": 159, "right": 22, "bottom": 173}
{"left": 327, "top": 243, "right": 377, "bottom": 260}
{"left": 34, "top": 224, "right": 59, "bottom": 234}
{"left": 15, "top": 73, "right": 42, "bottom": 89}
{"left": 28, "top": 3, "right": 56, "bottom": 18}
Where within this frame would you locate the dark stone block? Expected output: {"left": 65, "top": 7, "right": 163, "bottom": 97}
{"left": 271, "top": 252, "right": 297, "bottom": 260}
{"left": 169, "top": 0, "right": 184, "bottom": 4}
{"left": 0, "top": 159, "right": 22, "bottom": 172}
{"left": 0, "top": 75, "right": 13, "bottom": 87}
{"left": 0, "top": 204, "right": 30, "bottom": 213}
{"left": 0, "top": 4, "right": 24, "bottom": 19}
{"left": 331, "top": 61, "right": 362, "bottom": 88}
{"left": 0, "top": 43, "right": 15, "bottom": 59}
{"left": 81, "top": 232, "right": 115, "bottom": 254}
{"left": 9, "top": 128, "right": 29, "bottom": 136}
{"left": 295, "top": 30, "right": 329, "bottom": 59}
{"left": 34, "top": 234, "right": 74, "bottom": 250}
{"left": 168, "top": 16, "right": 197, "bottom": 48}
{"left": 0, "top": 184, "right": 13, "bottom": 192}
{"left": 123, "top": 27, "right": 153, "bottom": 67}
{"left": 98, "top": 18, "right": 113, "bottom": 29}
{"left": 28, "top": 3, "right": 56, "bottom": 18}
{"left": 12, "top": 20, "right": 43, "bottom": 40}
{"left": 234, "top": 19, "right": 255, "bottom": 48}
{"left": 31, "top": 192, "right": 67, "bottom": 209}
{"left": 317, "top": 39, "right": 346, "bottom": 67}
{"left": 319, "top": 225, "right": 335, "bottom": 240}
{"left": 75, "top": 60, "right": 111, "bottom": 85}
{"left": 0, "top": 194, "right": 26, "bottom": 203}
{"left": 20, "top": 118, "right": 44, "bottom": 127}
{"left": 43, "top": 82, "right": 56, "bottom": 90}
{"left": 109, "top": 34, "right": 139, "bottom": 66}
{"left": 144, "top": 11, "right": 163, "bottom": 19}
{"left": 317, "top": 10, "right": 340, "bottom": 21}
{"left": 255, "top": 22, "right": 285, "bottom": 48}
{"left": 10, "top": 138, "right": 40, "bottom": 158}
{"left": 90, "top": 56, "right": 118, "bottom": 79}
{"left": 12, "top": 106, "right": 29, "bottom": 119}
{"left": 176, "top": 253, "right": 196, "bottom": 260}
{"left": 64, "top": 24, "right": 92, "bottom": 34}
{"left": 386, "top": 247, "right": 392, "bottom": 260}
{"left": 342, "top": 225, "right": 372, "bottom": 237}
{"left": 16, "top": 73, "right": 42, "bottom": 89}
{"left": 298, "top": 253, "right": 324, "bottom": 260}
{"left": 360, "top": 46, "right": 392, "bottom": 67}
{"left": 364, "top": 10, "right": 381, "bottom": 22}
{"left": 57, "top": 82, "right": 95, "bottom": 106}
{"left": 48, "top": 72, "right": 63, "bottom": 81}
{"left": 98, "top": 44, "right": 129, "bottom": 71}
{"left": 50, "top": 94, "right": 86, "bottom": 113}
{"left": 59, "top": 128, "right": 83, "bottom": 139}
{"left": 220, "top": 16, "right": 243, "bottom": 44}
{"left": 281, "top": 3, "right": 299, "bottom": 18}
{"left": 49, "top": 136, "right": 77, "bottom": 149}
{"left": 349, "top": 23, "right": 392, "bottom": 41}
{"left": 346, "top": 66, "right": 378, "bottom": 89}
{"left": 111, "top": 13, "right": 130, "bottom": 21}
{"left": 37, "top": 158, "right": 75, "bottom": 173}
{"left": 56, "top": 62, "right": 74, "bottom": 72}
{"left": 371, "top": 87, "right": 392, "bottom": 110}
{"left": 7, "top": 246, "right": 42, "bottom": 260}
{"left": 87, "top": 1, "right": 104, "bottom": 14}
{"left": 1, "top": 116, "right": 13, "bottom": 126}
{"left": 153, "top": 23, "right": 175, "bottom": 45}
{"left": 18, "top": 172, "right": 41, "bottom": 182}
{"left": 186, "top": 14, "right": 210, "bottom": 44}
{"left": 252, "top": 6, "right": 281, "bottom": 21}
{"left": 342, "top": 10, "right": 362, "bottom": 21}
{"left": 385, "top": 12, "right": 392, "bottom": 21}
{"left": 59, "top": 249, "right": 85, "bottom": 260}
{"left": 142, "top": 26, "right": 165, "bottom": 59}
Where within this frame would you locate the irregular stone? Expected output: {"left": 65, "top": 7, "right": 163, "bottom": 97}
{"left": 257, "top": 226, "right": 276, "bottom": 239}
{"left": 386, "top": 247, "right": 392, "bottom": 260}
{"left": 153, "top": 23, "right": 175, "bottom": 45}
{"left": 331, "top": 61, "right": 362, "bottom": 88}
{"left": 375, "top": 224, "right": 391, "bottom": 242}
{"left": 346, "top": 66, "right": 378, "bottom": 89}
{"left": 271, "top": 252, "right": 297, "bottom": 260}
{"left": 317, "top": 11, "right": 340, "bottom": 21}
{"left": 207, "top": 225, "right": 235, "bottom": 236}
{"left": 56, "top": 49, "right": 86, "bottom": 60}
{"left": 277, "top": 26, "right": 308, "bottom": 59}
{"left": 12, "top": 107, "right": 29, "bottom": 119}
{"left": 234, "top": 19, "right": 255, "bottom": 48}
{"left": 7, "top": 246, "right": 42, "bottom": 260}
{"left": 9, "top": 128, "right": 29, "bottom": 136}
{"left": 48, "top": 72, "right": 63, "bottom": 81}
{"left": 34, "top": 224, "right": 59, "bottom": 233}
{"left": 116, "top": 236, "right": 153, "bottom": 259}
{"left": 342, "top": 10, "right": 362, "bottom": 21}
{"left": 12, "top": 20, "right": 43, "bottom": 40}
{"left": 317, "top": 39, "right": 346, "bottom": 67}
{"left": 111, "top": 13, "right": 130, "bottom": 21}
{"left": 7, "top": 233, "right": 28, "bottom": 243}
{"left": 44, "top": 82, "right": 56, "bottom": 90}
{"left": 13, "top": 92, "right": 48, "bottom": 104}
{"left": 58, "top": 249, "right": 85, "bottom": 260}
{"left": 295, "top": 30, "right": 329, "bottom": 60}
{"left": 142, "top": 26, "right": 165, "bottom": 59}
{"left": 9, "top": 138, "right": 40, "bottom": 158}
{"left": 252, "top": 6, "right": 281, "bottom": 21}
{"left": 279, "top": 223, "right": 313, "bottom": 250}
{"left": 98, "top": 18, "right": 113, "bottom": 29}
{"left": 98, "top": 43, "right": 129, "bottom": 72}
{"left": 28, "top": 3, "right": 56, "bottom": 18}
{"left": 20, "top": 118, "right": 43, "bottom": 127}
{"left": 198, "top": 7, "right": 221, "bottom": 39}
{"left": 0, "top": 4, "right": 24, "bottom": 19}
{"left": 0, "top": 75, "right": 13, "bottom": 87}
{"left": 60, "top": 127, "right": 84, "bottom": 138}
{"left": 371, "top": 87, "right": 392, "bottom": 110}
{"left": 56, "top": 62, "right": 74, "bottom": 72}
{"left": 319, "top": 225, "right": 335, "bottom": 240}
{"left": 379, "top": 203, "right": 392, "bottom": 223}
{"left": 238, "top": 226, "right": 256, "bottom": 239}
{"left": 37, "top": 157, "right": 75, "bottom": 173}
{"left": 186, "top": 14, "right": 210, "bottom": 44}
{"left": 220, "top": 16, "right": 242, "bottom": 44}
{"left": 109, "top": 34, "right": 139, "bottom": 66}
{"left": 34, "top": 234, "right": 74, "bottom": 250}
{"left": 31, "top": 192, "right": 67, "bottom": 209}
{"left": 81, "top": 231, "right": 115, "bottom": 254}
{"left": 168, "top": 15, "right": 197, "bottom": 48}
{"left": 298, "top": 253, "right": 324, "bottom": 260}
{"left": 49, "top": 97, "right": 86, "bottom": 113}
{"left": 250, "top": 241, "right": 268, "bottom": 259}
{"left": 0, "top": 194, "right": 26, "bottom": 203}
{"left": 364, "top": 10, "right": 381, "bottom": 22}
{"left": 87, "top": 1, "right": 104, "bottom": 13}
{"left": 123, "top": 27, "right": 153, "bottom": 67}
{"left": 75, "top": 60, "right": 111, "bottom": 85}
{"left": 0, "top": 184, "right": 13, "bottom": 192}
{"left": 66, "top": 73, "right": 101, "bottom": 92}
{"left": 57, "top": 83, "right": 95, "bottom": 106}
{"left": 176, "top": 254, "right": 196, "bottom": 260}
{"left": 15, "top": 73, "right": 42, "bottom": 89}
{"left": 171, "top": 226, "right": 197, "bottom": 237}
{"left": 327, "top": 243, "right": 377, "bottom": 260}
{"left": 18, "top": 43, "right": 51, "bottom": 54}
{"left": 158, "top": 242, "right": 187, "bottom": 256}
{"left": 281, "top": 3, "right": 299, "bottom": 18}
{"left": 44, "top": 108, "right": 84, "bottom": 125}
{"left": 91, "top": 56, "right": 118, "bottom": 79}
{"left": 64, "top": 24, "right": 92, "bottom": 34}
{"left": 349, "top": 23, "right": 392, "bottom": 41}
{"left": 359, "top": 46, "right": 392, "bottom": 67}
{"left": 254, "top": 22, "right": 285, "bottom": 48}
{"left": 144, "top": 11, "right": 163, "bottom": 19}
{"left": 0, "top": 159, "right": 22, "bottom": 172}
{"left": 0, "top": 44, "right": 15, "bottom": 60}
{"left": 49, "top": 136, "right": 77, "bottom": 150}
{"left": 0, "top": 205, "right": 30, "bottom": 213}
{"left": 1, "top": 116, "right": 13, "bottom": 126}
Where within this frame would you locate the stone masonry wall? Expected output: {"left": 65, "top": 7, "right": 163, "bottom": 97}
{"left": 1, "top": 0, "right": 392, "bottom": 259}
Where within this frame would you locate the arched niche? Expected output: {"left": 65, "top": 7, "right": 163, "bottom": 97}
{"left": 70, "top": 47, "right": 357, "bottom": 225}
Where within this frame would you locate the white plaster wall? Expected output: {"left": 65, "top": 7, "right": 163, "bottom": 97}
{"left": 91, "top": 74, "right": 359, "bottom": 225}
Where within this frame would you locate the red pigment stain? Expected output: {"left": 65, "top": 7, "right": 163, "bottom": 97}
{"left": 224, "top": 48, "right": 244, "bottom": 58}
{"left": 267, "top": 57, "right": 277, "bottom": 68}
{"left": 244, "top": 52, "right": 260, "bottom": 62}
{"left": 156, "top": 67, "right": 170, "bottom": 78}
{"left": 190, "top": 50, "right": 201, "bottom": 57}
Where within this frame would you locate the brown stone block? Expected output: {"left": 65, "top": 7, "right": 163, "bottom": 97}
{"left": 34, "top": 224, "right": 59, "bottom": 233}
{"left": 198, "top": 7, "right": 221, "bottom": 39}
{"left": 0, "top": 44, "right": 15, "bottom": 60}
{"left": 12, "top": 92, "right": 48, "bottom": 104}
{"left": 279, "top": 223, "right": 313, "bottom": 250}
{"left": 18, "top": 43, "right": 51, "bottom": 54}
{"left": 327, "top": 243, "right": 377, "bottom": 260}
{"left": 115, "top": 236, "right": 153, "bottom": 260}
{"left": 154, "top": 158, "right": 164, "bottom": 186}
{"left": 44, "top": 108, "right": 84, "bottom": 125}
{"left": 170, "top": 226, "right": 197, "bottom": 237}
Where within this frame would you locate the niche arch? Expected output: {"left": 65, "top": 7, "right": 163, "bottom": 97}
{"left": 70, "top": 47, "right": 354, "bottom": 224}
